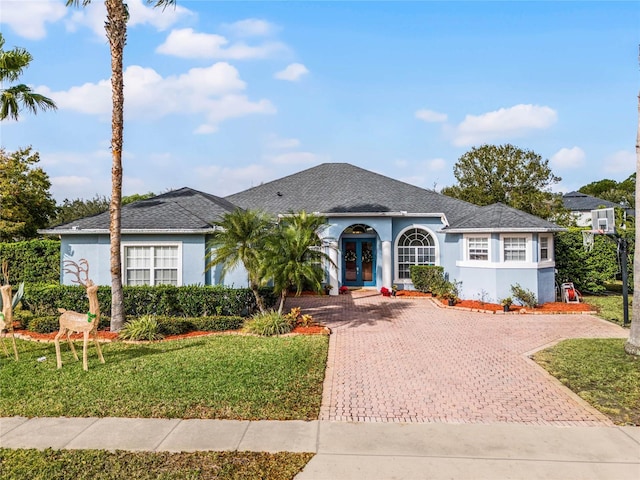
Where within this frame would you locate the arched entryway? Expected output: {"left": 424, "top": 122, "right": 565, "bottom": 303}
{"left": 342, "top": 224, "right": 377, "bottom": 287}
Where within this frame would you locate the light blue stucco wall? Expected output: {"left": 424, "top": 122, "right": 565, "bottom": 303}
{"left": 61, "top": 234, "right": 211, "bottom": 286}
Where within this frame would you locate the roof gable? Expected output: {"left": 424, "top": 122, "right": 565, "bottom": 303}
{"left": 226, "top": 163, "right": 478, "bottom": 223}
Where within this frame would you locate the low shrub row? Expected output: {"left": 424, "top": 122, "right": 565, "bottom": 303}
{"left": 20, "top": 284, "right": 276, "bottom": 318}
{"left": 410, "top": 265, "right": 445, "bottom": 293}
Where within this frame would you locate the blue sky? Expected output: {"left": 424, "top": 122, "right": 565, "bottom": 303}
{"left": 1, "top": 0, "right": 638, "bottom": 202}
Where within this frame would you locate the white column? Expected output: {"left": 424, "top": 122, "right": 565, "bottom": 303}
{"left": 329, "top": 241, "right": 339, "bottom": 295}
{"left": 382, "top": 240, "right": 392, "bottom": 289}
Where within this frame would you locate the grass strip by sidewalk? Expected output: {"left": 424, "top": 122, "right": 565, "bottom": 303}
{"left": 0, "top": 336, "right": 328, "bottom": 420}
{"left": 0, "top": 448, "right": 312, "bottom": 480}
{"left": 533, "top": 338, "right": 640, "bottom": 426}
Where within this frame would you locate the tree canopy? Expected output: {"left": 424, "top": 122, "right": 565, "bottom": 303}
{"left": 0, "top": 33, "right": 56, "bottom": 121}
{"left": 0, "top": 147, "right": 57, "bottom": 241}
{"left": 441, "top": 144, "right": 566, "bottom": 220}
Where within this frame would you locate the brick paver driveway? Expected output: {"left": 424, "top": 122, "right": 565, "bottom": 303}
{"left": 290, "top": 291, "right": 628, "bottom": 425}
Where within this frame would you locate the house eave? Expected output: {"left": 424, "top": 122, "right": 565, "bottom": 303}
{"left": 39, "top": 228, "right": 217, "bottom": 235}
{"left": 441, "top": 227, "right": 567, "bottom": 234}
{"left": 305, "top": 211, "right": 449, "bottom": 226}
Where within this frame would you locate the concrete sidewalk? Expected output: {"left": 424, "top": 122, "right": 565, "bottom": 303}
{"left": 1, "top": 417, "right": 639, "bottom": 479}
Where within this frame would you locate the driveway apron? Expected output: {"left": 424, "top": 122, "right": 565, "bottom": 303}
{"left": 289, "top": 292, "right": 628, "bottom": 425}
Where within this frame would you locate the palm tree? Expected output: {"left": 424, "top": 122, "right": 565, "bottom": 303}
{"left": 260, "top": 212, "right": 335, "bottom": 314}
{"left": 205, "top": 209, "right": 274, "bottom": 313}
{"left": 625, "top": 88, "right": 640, "bottom": 356}
{"left": 66, "top": 1, "right": 176, "bottom": 331}
{"left": 0, "top": 33, "right": 56, "bottom": 121}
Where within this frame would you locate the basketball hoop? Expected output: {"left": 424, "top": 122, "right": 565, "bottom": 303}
{"left": 582, "top": 230, "right": 594, "bottom": 252}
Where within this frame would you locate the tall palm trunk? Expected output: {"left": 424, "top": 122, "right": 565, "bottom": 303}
{"left": 625, "top": 89, "right": 640, "bottom": 356}
{"left": 105, "top": 0, "right": 127, "bottom": 332}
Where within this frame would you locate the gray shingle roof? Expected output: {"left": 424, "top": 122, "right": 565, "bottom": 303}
{"left": 43, "top": 187, "right": 237, "bottom": 233}
{"left": 562, "top": 191, "right": 623, "bottom": 212}
{"left": 226, "top": 163, "right": 479, "bottom": 224}
{"left": 443, "top": 202, "right": 565, "bottom": 233}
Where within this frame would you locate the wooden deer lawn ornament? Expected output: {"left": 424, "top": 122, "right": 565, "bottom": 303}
{"left": 55, "top": 259, "right": 105, "bottom": 371}
{"left": 0, "top": 261, "right": 21, "bottom": 361}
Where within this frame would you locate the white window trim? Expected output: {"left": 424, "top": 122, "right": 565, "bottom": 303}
{"left": 121, "top": 242, "right": 183, "bottom": 286}
{"left": 463, "top": 234, "right": 491, "bottom": 262}
{"left": 538, "top": 234, "right": 555, "bottom": 266}
{"left": 393, "top": 225, "right": 439, "bottom": 283}
{"left": 500, "top": 233, "right": 532, "bottom": 264}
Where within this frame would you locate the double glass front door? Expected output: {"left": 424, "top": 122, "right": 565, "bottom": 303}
{"left": 342, "top": 239, "right": 375, "bottom": 286}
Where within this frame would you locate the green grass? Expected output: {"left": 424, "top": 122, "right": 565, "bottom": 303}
{"left": 583, "top": 294, "right": 630, "bottom": 326}
{"left": 0, "top": 449, "right": 312, "bottom": 480}
{"left": 0, "top": 336, "right": 328, "bottom": 420}
{"left": 533, "top": 338, "right": 640, "bottom": 425}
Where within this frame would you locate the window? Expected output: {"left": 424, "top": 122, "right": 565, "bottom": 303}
{"left": 468, "top": 237, "right": 489, "bottom": 261}
{"left": 396, "top": 228, "right": 436, "bottom": 279}
{"left": 540, "top": 236, "right": 549, "bottom": 261}
{"left": 503, "top": 237, "right": 527, "bottom": 262}
{"left": 124, "top": 245, "right": 180, "bottom": 286}
{"left": 539, "top": 235, "right": 553, "bottom": 262}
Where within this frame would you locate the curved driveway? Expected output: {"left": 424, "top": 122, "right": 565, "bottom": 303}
{"left": 290, "top": 291, "right": 628, "bottom": 425}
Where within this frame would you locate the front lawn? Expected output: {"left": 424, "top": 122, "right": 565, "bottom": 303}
{"left": 533, "top": 338, "right": 640, "bottom": 425}
{"left": 0, "top": 449, "right": 312, "bottom": 480}
{"left": 583, "top": 294, "right": 630, "bottom": 326}
{"left": 0, "top": 336, "right": 328, "bottom": 420}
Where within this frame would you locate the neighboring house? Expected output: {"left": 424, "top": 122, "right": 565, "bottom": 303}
{"left": 562, "top": 191, "right": 627, "bottom": 227}
{"left": 42, "top": 163, "right": 565, "bottom": 303}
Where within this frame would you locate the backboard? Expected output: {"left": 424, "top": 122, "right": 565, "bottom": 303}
{"left": 590, "top": 207, "right": 616, "bottom": 235}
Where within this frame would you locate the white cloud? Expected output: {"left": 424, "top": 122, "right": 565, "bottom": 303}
{"left": 274, "top": 63, "right": 309, "bottom": 82}
{"left": 0, "top": 0, "right": 67, "bottom": 40}
{"left": 427, "top": 158, "right": 447, "bottom": 171}
{"left": 224, "top": 18, "right": 276, "bottom": 37}
{"left": 157, "top": 28, "right": 287, "bottom": 59}
{"left": 551, "top": 147, "right": 586, "bottom": 169}
{"left": 265, "top": 135, "right": 301, "bottom": 149}
{"left": 452, "top": 104, "right": 558, "bottom": 146}
{"left": 65, "top": 0, "right": 192, "bottom": 38}
{"left": 604, "top": 150, "right": 634, "bottom": 174}
{"left": 194, "top": 163, "right": 277, "bottom": 196}
{"left": 415, "top": 109, "right": 447, "bottom": 123}
{"left": 40, "top": 62, "right": 275, "bottom": 131}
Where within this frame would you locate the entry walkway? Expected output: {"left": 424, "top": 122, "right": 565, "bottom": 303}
{"left": 1, "top": 417, "right": 639, "bottom": 479}
{"left": 291, "top": 291, "right": 628, "bottom": 425}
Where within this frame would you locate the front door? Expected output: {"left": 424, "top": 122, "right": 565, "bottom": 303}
{"left": 342, "top": 239, "right": 376, "bottom": 287}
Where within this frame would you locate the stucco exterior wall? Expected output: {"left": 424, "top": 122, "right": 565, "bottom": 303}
{"left": 61, "top": 234, "right": 209, "bottom": 286}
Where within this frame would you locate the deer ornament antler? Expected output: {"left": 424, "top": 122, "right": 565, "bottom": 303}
{"left": 54, "top": 259, "right": 105, "bottom": 371}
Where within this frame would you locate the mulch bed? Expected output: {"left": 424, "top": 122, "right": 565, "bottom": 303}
{"left": 443, "top": 299, "right": 595, "bottom": 314}
{"left": 11, "top": 323, "right": 328, "bottom": 343}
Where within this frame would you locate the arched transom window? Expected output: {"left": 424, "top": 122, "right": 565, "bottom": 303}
{"left": 397, "top": 228, "right": 436, "bottom": 279}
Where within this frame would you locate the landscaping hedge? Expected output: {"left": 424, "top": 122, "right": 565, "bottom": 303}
{"left": 0, "top": 239, "right": 60, "bottom": 284}
{"left": 410, "top": 265, "right": 445, "bottom": 293}
{"left": 20, "top": 284, "right": 276, "bottom": 318}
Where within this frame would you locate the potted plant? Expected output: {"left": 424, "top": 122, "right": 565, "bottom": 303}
{"left": 323, "top": 284, "right": 333, "bottom": 295}
{"left": 501, "top": 297, "right": 513, "bottom": 312}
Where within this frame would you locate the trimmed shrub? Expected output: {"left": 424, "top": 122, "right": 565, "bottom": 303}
{"left": 192, "top": 316, "right": 244, "bottom": 332}
{"left": 243, "top": 311, "right": 292, "bottom": 336}
{"left": 0, "top": 239, "right": 60, "bottom": 284}
{"left": 119, "top": 315, "right": 164, "bottom": 341}
{"left": 25, "top": 316, "right": 59, "bottom": 334}
{"left": 21, "top": 284, "right": 276, "bottom": 318}
{"left": 156, "top": 317, "right": 195, "bottom": 336}
{"left": 410, "top": 265, "right": 445, "bottom": 293}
